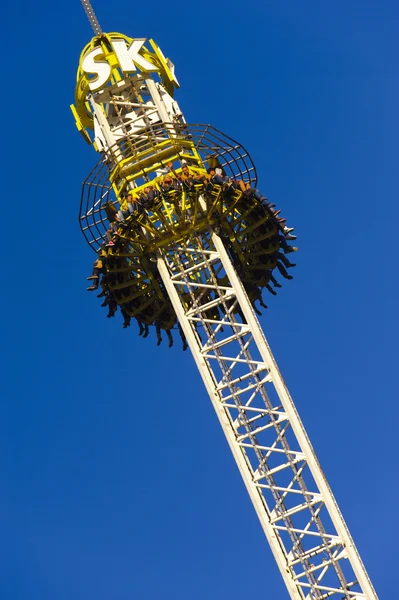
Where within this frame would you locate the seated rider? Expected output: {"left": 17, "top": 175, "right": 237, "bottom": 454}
{"left": 207, "top": 153, "right": 255, "bottom": 193}
{"left": 178, "top": 165, "right": 208, "bottom": 191}
{"left": 208, "top": 154, "right": 258, "bottom": 194}
{"left": 117, "top": 192, "right": 142, "bottom": 222}
{"left": 159, "top": 173, "right": 181, "bottom": 195}
{"left": 138, "top": 185, "right": 160, "bottom": 209}
{"left": 104, "top": 201, "right": 118, "bottom": 223}
{"left": 207, "top": 154, "right": 227, "bottom": 177}
{"left": 207, "top": 167, "right": 235, "bottom": 191}
{"left": 103, "top": 201, "right": 121, "bottom": 247}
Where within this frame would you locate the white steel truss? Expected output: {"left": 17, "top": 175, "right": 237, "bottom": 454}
{"left": 156, "top": 220, "right": 378, "bottom": 600}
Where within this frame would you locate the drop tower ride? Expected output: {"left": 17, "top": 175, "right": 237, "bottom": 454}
{"left": 71, "top": 2, "right": 378, "bottom": 598}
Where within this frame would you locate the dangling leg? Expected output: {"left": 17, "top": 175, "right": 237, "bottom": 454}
{"left": 279, "top": 235, "right": 296, "bottom": 254}
{"left": 258, "top": 293, "right": 268, "bottom": 309}
{"left": 156, "top": 322, "right": 162, "bottom": 346}
{"left": 277, "top": 252, "right": 296, "bottom": 268}
{"left": 136, "top": 318, "right": 145, "bottom": 336}
{"left": 269, "top": 273, "right": 282, "bottom": 288}
{"left": 87, "top": 267, "right": 100, "bottom": 291}
{"left": 97, "top": 277, "right": 108, "bottom": 297}
{"left": 266, "top": 284, "right": 277, "bottom": 296}
{"left": 236, "top": 179, "right": 247, "bottom": 193}
{"left": 283, "top": 226, "right": 296, "bottom": 240}
{"left": 101, "top": 294, "right": 110, "bottom": 307}
{"left": 277, "top": 261, "right": 293, "bottom": 280}
{"left": 143, "top": 323, "right": 149, "bottom": 338}
{"left": 107, "top": 295, "right": 117, "bottom": 317}
{"left": 178, "top": 323, "right": 188, "bottom": 351}
{"left": 121, "top": 309, "right": 131, "bottom": 329}
{"left": 166, "top": 329, "right": 173, "bottom": 348}
{"left": 254, "top": 303, "right": 262, "bottom": 316}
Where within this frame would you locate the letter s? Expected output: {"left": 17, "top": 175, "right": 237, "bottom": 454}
{"left": 82, "top": 48, "right": 111, "bottom": 91}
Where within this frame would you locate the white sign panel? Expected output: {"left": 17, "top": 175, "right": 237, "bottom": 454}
{"left": 82, "top": 39, "right": 158, "bottom": 91}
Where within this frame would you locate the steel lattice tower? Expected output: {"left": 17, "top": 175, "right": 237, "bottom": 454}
{"left": 72, "top": 4, "right": 378, "bottom": 598}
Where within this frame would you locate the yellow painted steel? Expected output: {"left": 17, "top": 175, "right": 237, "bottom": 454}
{"left": 71, "top": 32, "right": 180, "bottom": 144}
{"left": 71, "top": 33, "right": 203, "bottom": 223}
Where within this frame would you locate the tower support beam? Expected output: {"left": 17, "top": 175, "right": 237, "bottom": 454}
{"left": 156, "top": 223, "right": 378, "bottom": 600}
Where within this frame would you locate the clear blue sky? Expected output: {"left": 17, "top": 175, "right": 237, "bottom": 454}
{"left": 2, "top": 1, "right": 397, "bottom": 598}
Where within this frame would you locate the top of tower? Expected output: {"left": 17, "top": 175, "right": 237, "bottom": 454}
{"left": 71, "top": 32, "right": 180, "bottom": 142}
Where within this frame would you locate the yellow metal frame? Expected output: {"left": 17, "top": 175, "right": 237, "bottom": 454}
{"left": 71, "top": 33, "right": 180, "bottom": 144}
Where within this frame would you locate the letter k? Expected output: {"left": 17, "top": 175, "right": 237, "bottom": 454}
{"left": 111, "top": 39, "right": 157, "bottom": 73}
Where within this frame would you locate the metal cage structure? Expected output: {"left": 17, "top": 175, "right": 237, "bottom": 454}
{"left": 79, "top": 124, "right": 257, "bottom": 250}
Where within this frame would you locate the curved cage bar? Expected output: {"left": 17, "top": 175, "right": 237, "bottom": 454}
{"left": 79, "top": 123, "right": 258, "bottom": 251}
